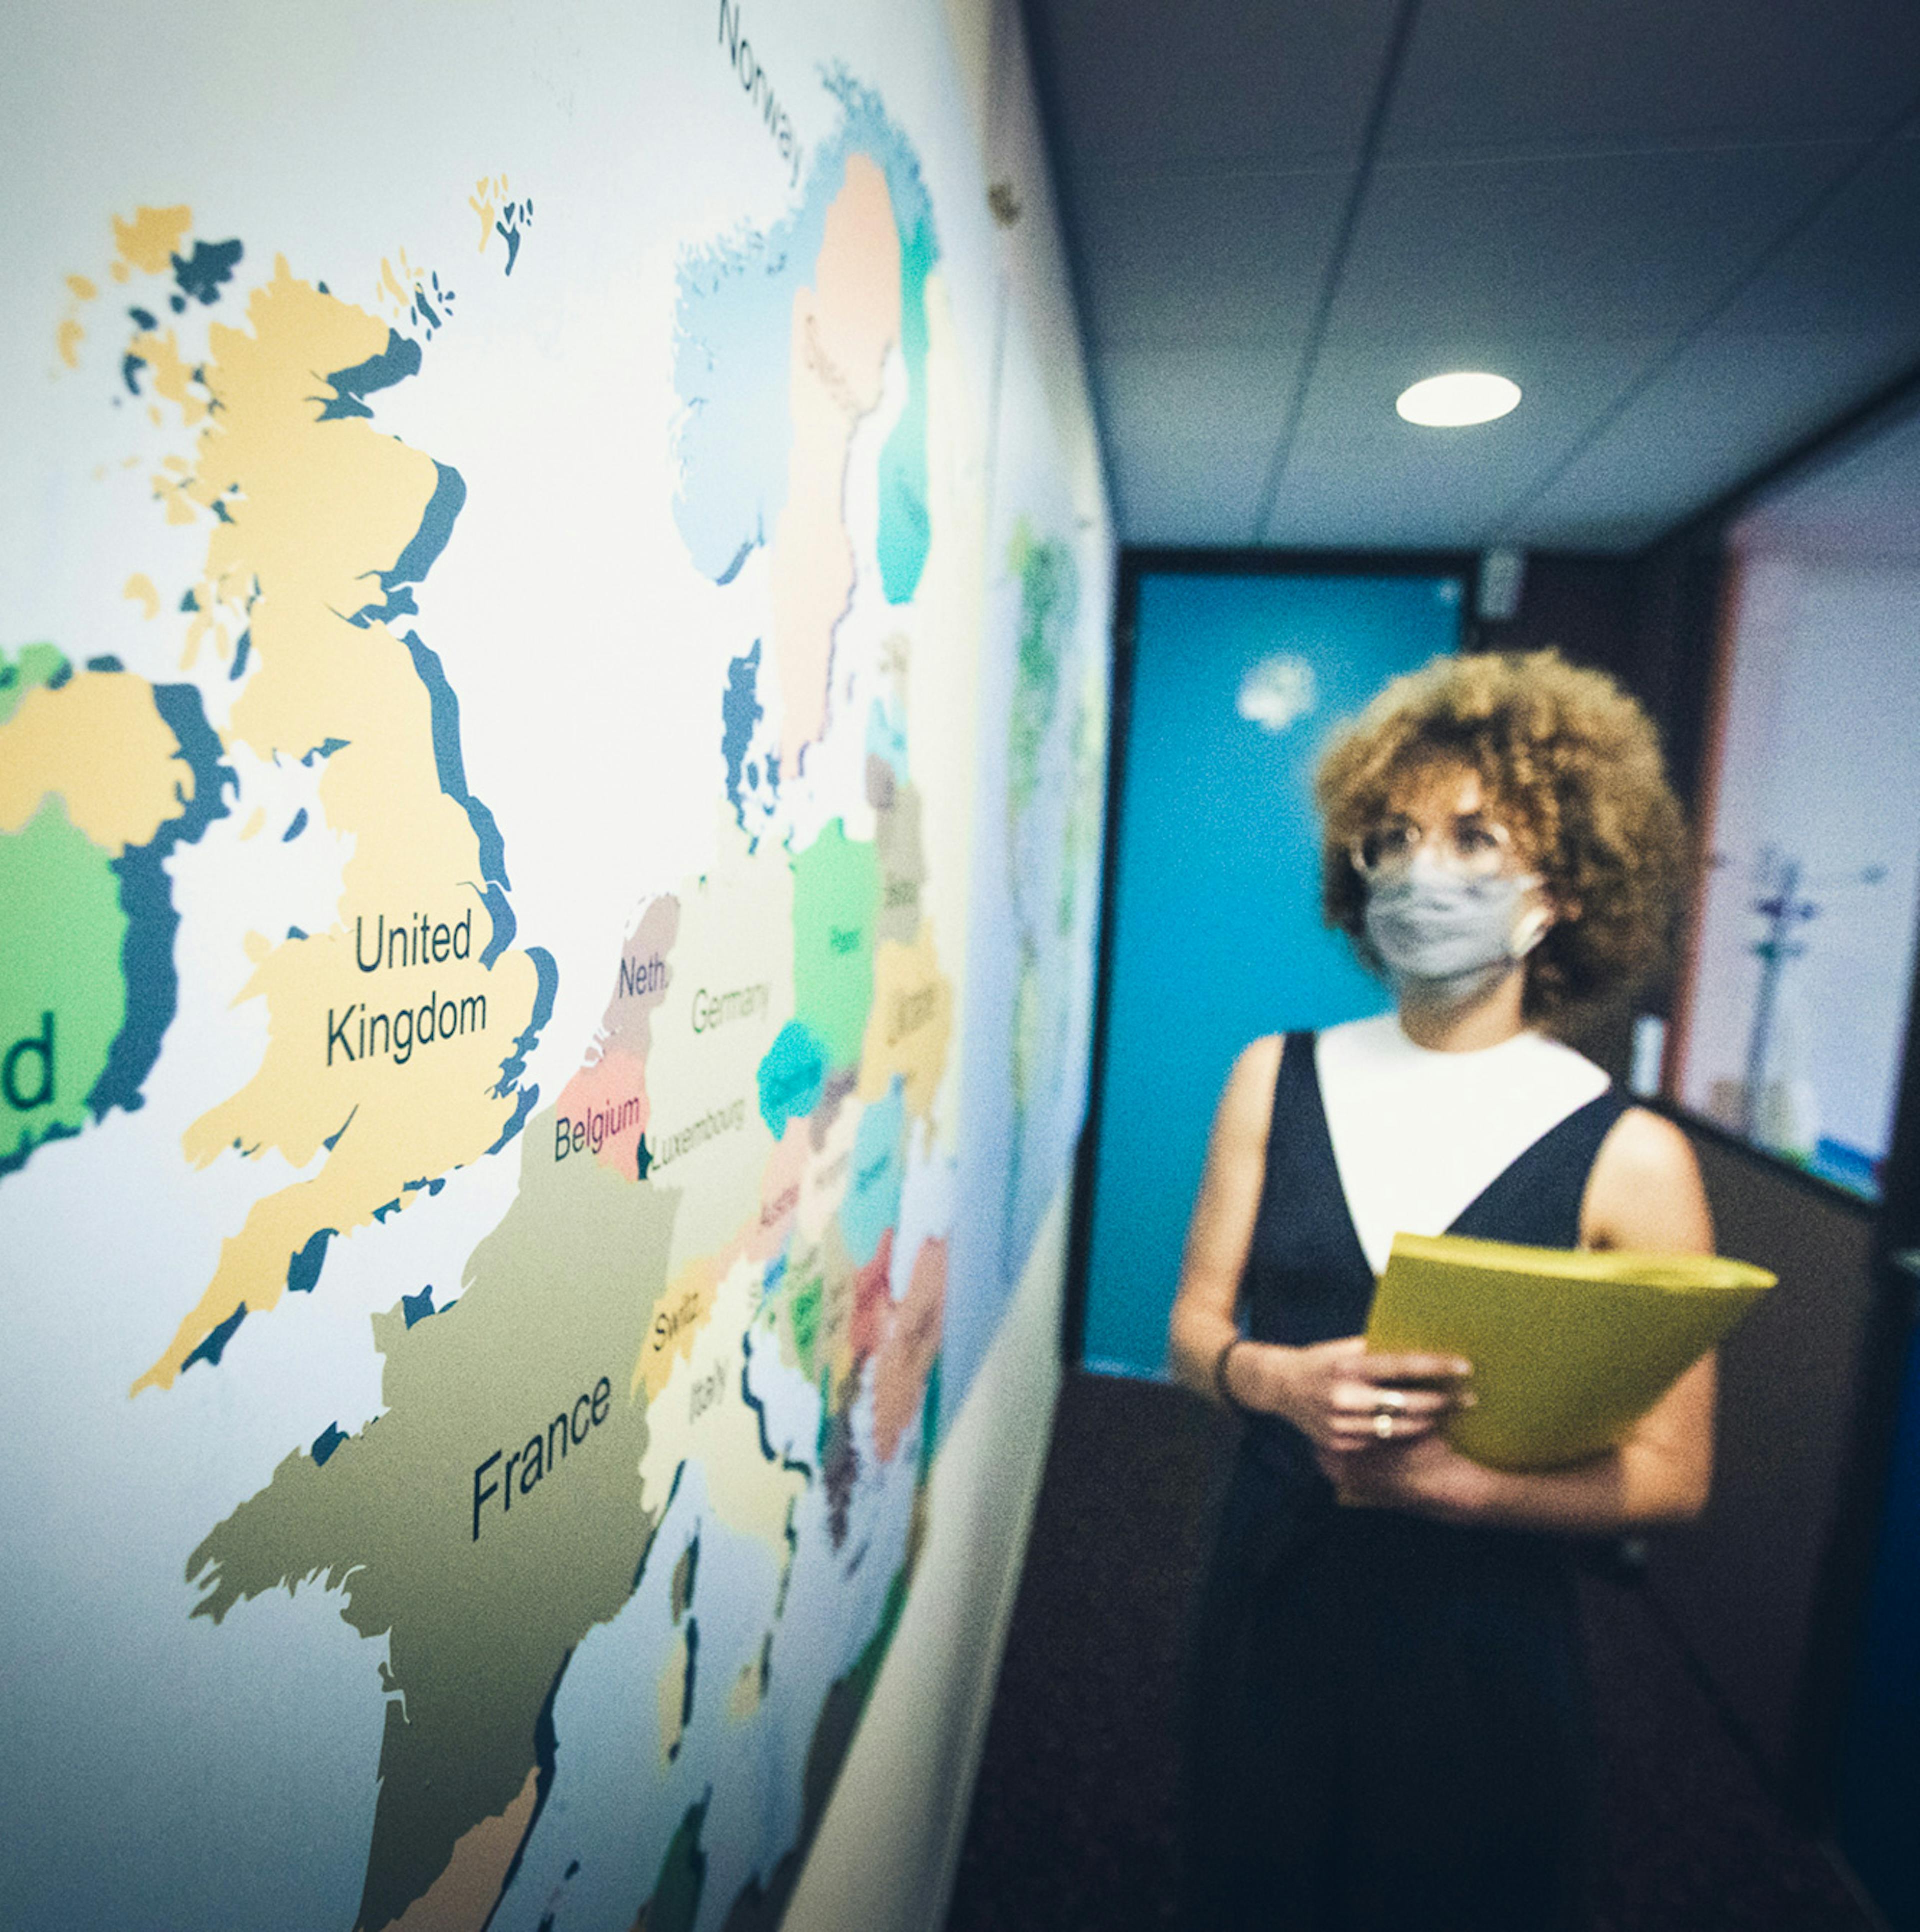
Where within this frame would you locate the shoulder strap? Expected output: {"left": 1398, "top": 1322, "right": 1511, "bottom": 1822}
{"left": 1264, "top": 1029, "right": 1319, "bottom": 1181}
{"left": 1451, "top": 1087, "right": 1634, "bottom": 1250}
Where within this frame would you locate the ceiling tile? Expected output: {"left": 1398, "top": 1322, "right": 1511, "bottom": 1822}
{"left": 1498, "top": 133, "right": 1920, "bottom": 545}
{"left": 1026, "top": 0, "right": 1920, "bottom": 551}
{"left": 1026, "top": 0, "right": 1402, "bottom": 170}
{"left": 1502, "top": 323, "right": 1920, "bottom": 549}
{"left": 1328, "top": 142, "right": 1858, "bottom": 342}
{"left": 1697, "top": 127, "right": 1920, "bottom": 333}
{"left": 1386, "top": 0, "right": 1920, "bottom": 157}
{"left": 1261, "top": 332, "right": 1668, "bottom": 548}
{"left": 1070, "top": 165, "right": 1350, "bottom": 349}
{"left": 1095, "top": 344, "right": 1302, "bottom": 543}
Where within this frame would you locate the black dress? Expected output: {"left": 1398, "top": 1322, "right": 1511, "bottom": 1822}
{"left": 1183, "top": 1030, "right": 1630, "bottom": 1932}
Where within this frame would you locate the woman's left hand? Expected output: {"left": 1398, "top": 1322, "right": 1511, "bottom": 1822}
{"left": 1315, "top": 1432, "right": 1493, "bottom": 1518}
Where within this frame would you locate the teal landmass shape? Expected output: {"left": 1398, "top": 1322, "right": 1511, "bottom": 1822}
{"left": 841, "top": 1079, "right": 904, "bottom": 1267}
{"left": 757, "top": 1020, "right": 827, "bottom": 1140}
{"left": 876, "top": 213, "right": 934, "bottom": 604}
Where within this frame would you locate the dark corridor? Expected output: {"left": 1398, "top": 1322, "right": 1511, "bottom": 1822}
{"left": 946, "top": 1371, "right": 1876, "bottom": 1932}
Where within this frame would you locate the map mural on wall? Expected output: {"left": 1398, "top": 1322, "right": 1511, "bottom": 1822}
{"left": 0, "top": 5, "right": 1108, "bottom": 1929}
{"left": 946, "top": 312, "right": 1110, "bottom": 1409}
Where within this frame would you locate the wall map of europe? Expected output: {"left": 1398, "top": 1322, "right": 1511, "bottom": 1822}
{"left": 0, "top": 4, "right": 1110, "bottom": 1928}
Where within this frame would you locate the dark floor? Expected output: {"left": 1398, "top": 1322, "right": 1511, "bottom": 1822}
{"left": 946, "top": 1371, "right": 1878, "bottom": 1932}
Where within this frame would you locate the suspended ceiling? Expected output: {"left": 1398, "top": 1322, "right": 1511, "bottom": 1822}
{"left": 1019, "top": 0, "right": 1920, "bottom": 552}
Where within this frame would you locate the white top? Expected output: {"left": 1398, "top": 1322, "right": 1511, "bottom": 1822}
{"left": 1314, "top": 1013, "right": 1612, "bottom": 1278}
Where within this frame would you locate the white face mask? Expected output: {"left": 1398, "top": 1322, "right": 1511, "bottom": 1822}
{"left": 1362, "top": 853, "right": 1549, "bottom": 1005}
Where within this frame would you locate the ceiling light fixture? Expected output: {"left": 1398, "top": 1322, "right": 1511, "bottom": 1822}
{"left": 1396, "top": 371, "right": 1522, "bottom": 428}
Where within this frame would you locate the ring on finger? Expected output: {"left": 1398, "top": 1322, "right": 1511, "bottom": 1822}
{"left": 1372, "top": 1410, "right": 1396, "bottom": 1440}
{"left": 1373, "top": 1389, "right": 1410, "bottom": 1415}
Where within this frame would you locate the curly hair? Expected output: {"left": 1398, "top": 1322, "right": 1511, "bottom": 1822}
{"left": 1314, "top": 649, "right": 1688, "bottom": 1026}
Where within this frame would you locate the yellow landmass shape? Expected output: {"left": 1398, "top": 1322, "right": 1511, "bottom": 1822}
{"left": 131, "top": 257, "right": 542, "bottom": 1395}
{"left": 634, "top": 1254, "right": 722, "bottom": 1402}
{"left": 0, "top": 671, "right": 188, "bottom": 852}
{"left": 124, "top": 574, "right": 162, "bottom": 620}
{"left": 634, "top": 1125, "right": 804, "bottom": 1402}
{"left": 386, "top": 1767, "right": 540, "bottom": 1932}
{"left": 808, "top": 1220, "right": 860, "bottom": 1402}
{"left": 114, "top": 204, "right": 191, "bottom": 276}
{"left": 728, "top": 1656, "right": 765, "bottom": 1721}
{"left": 658, "top": 1629, "right": 692, "bottom": 1765}
{"left": 636, "top": 1251, "right": 806, "bottom": 1559}
{"left": 130, "top": 327, "right": 210, "bottom": 426}
{"left": 770, "top": 152, "right": 900, "bottom": 765}
{"left": 858, "top": 919, "right": 952, "bottom": 1120}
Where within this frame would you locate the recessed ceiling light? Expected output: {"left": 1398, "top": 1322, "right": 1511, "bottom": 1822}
{"left": 1396, "top": 371, "right": 1522, "bottom": 428}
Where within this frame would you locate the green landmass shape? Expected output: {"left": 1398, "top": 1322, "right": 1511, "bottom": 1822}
{"left": 0, "top": 796, "right": 128, "bottom": 1171}
{"left": 788, "top": 1266, "right": 823, "bottom": 1381}
{"left": 791, "top": 818, "right": 880, "bottom": 1071}
{"left": 1006, "top": 522, "right": 1076, "bottom": 819}
{"left": 1010, "top": 942, "right": 1042, "bottom": 1117}
{"left": 186, "top": 1122, "right": 682, "bottom": 1932}
{"left": 0, "top": 643, "right": 68, "bottom": 726}
{"left": 1060, "top": 670, "right": 1106, "bottom": 936}
{"left": 635, "top": 1794, "right": 710, "bottom": 1932}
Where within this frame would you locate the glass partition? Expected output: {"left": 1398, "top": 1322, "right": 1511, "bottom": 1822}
{"left": 1672, "top": 407, "right": 1920, "bottom": 1201}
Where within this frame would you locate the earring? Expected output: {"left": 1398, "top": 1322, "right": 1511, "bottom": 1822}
{"left": 1510, "top": 905, "right": 1552, "bottom": 960}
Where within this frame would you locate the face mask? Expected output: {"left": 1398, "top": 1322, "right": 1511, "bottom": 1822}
{"left": 1362, "top": 855, "right": 1548, "bottom": 1005}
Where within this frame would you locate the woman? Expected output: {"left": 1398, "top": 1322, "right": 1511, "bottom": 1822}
{"left": 1170, "top": 649, "right": 1712, "bottom": 1932}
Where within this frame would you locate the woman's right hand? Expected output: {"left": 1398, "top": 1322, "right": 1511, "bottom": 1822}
{"left": 1222, "top": 1335, "right": 1472, "bottom": 1455}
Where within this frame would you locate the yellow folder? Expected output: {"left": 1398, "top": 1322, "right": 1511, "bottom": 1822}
{"left": 1364, "top": 1232, "right": 1776, "bottom": 1472}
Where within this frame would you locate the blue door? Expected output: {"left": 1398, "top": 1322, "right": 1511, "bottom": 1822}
{"left": 1078, "top": 567, "right": 1462, "bottom": 1379}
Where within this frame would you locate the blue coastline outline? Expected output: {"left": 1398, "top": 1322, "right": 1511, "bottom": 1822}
{"left": 322, "top": 330, "right": 425, "bottom": 423}
{"left": 90, "top": 676, "right": 238, "bottom": 1123}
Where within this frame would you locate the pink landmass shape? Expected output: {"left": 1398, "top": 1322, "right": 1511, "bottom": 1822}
{"left": 770, "top": 152, "right": 902, "bottom": 767}
{"left": 872, "top": 1236, "right": 946, "bottom": 1464}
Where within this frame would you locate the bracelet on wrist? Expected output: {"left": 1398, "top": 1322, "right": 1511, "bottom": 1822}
{"left": 1212, "top": 1335, "right": 1256, "bottom": 1417}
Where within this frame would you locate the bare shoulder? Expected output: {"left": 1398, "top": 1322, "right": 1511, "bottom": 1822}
{"left": 1232, "top": 1032, "right": 1285, "bottom": 1089}
{"left": 1202, "top": 1034, "right": 1283, "bottom": 1160}
{"left": 1584, "top": 1105, "right": 1714, "bottom": 1252}
{"left": 1223, "top": 1033, "right": 1284, "bottom": 1117}
{"left": 1596, "top": 1105, "right": 1698, "bottom": 1182}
